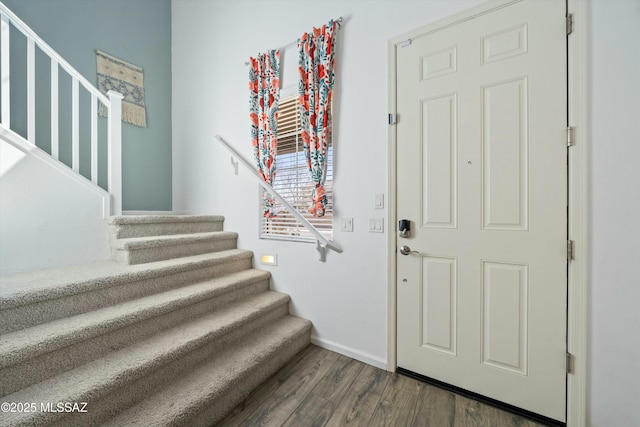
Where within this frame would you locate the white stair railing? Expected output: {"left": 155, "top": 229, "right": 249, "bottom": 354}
{"left": 0, "top": 2, "right": 123, "bottom": 215}
{"left": 215, "top": 135, "right": 343, "bottom": 261}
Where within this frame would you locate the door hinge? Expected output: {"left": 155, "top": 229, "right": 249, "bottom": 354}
{"left": 566, "top": 13, "right": 573, "bottom": 35}
{"left": 567, "top": 240, "right": 575, "bottom": 261}
{"left": 389, "top": 113, "right": 397, "bottom": 125}
{"left": 566, "top": 352, "right": 575, "bottom": 374}
{"left": 567, "top": 126, "right": 575, "bottom": 147}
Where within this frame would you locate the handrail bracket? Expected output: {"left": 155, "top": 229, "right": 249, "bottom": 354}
{"left": 230, "top": 156, "right": 239, "bottom": 175}
{"left": 316, "top": 240, "right": 327, "bottom": 262}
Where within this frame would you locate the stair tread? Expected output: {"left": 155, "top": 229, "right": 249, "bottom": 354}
{"left": 0, "top": 249, "right": 253, "bottom": 310}
{"left": 1, "top": 211, "right": 310, "bottom": 427}
{"left": 115, "top": 231, "right": 238, "bottom": 250}
{"left": 0, "top": 269, "right": 271, "bottom": 368}
{"left": 1, "top": 291, "right": 291, "bottom": 424}
{"left": 103, "top": 316, "right": 312, "bottom": 427}
{"left": 107, "top": 215, "right": 225, "bottom": 225}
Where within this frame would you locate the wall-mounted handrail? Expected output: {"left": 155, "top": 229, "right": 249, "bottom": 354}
{"left": 0, "top": 2, "right": 123, "bottom": 215}
{"left": 215, "top": 135, "right": 343, "bottom": 261}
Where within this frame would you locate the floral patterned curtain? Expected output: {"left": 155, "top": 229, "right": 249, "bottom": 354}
{"left": 249, "top": 50, "right": 281, "bottom": 217}
{"left": 298, "top": 20, "right": 338, "bottom": 217}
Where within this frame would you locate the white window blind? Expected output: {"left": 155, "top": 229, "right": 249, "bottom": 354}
{"left": 260, "top": 95, "right": 333, "bottom": 242}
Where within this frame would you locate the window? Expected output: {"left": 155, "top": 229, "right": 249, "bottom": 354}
{"left": 260, "top": 94, "right": 333, "bottom": 242}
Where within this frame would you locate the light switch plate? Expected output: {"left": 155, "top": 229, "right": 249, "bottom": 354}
{"left": 369, "top": 218, "right": 384, "bottom": 233}
{"left": 374, "top": 193, "right": 384, "bottom": 209}
{"left": 340, "top": 217, "right": 354, "bottom": 232}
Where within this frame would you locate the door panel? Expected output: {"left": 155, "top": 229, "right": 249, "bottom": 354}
{"left": 396, "top": 0, "right": 567, "bottom": 421}
{"left": 421, "top": 93, "right": 457, "bottom": 228}
{"left": 421, "top": 256, "right": 457, "bottom": 354}
{"left": 482, "top": 77, "right": 528, "bottom": 230}
{"left": 481, "top": 260, "right": 528, "bottom": 374}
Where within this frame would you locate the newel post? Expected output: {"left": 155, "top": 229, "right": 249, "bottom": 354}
{"left": 107, "top": 90, "right": 124, "bottom": 216}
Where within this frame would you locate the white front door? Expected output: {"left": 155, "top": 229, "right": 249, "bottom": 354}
{"left": 395, "top": 0, "right": 567, "bottom": 421}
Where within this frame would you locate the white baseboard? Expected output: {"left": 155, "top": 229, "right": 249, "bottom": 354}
{"left": 310, "top": 336, "right": 387, "bottom": 370}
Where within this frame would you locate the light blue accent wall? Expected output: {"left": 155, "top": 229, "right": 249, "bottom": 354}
{"left": 3, "top": 0, "right": 172, "bottom": 211}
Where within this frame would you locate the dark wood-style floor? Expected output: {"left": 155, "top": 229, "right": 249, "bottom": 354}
{"left": 219, "top": 345, "right": 550, "bottom": 427}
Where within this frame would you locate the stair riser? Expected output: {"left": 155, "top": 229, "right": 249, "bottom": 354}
{"left": 0, "top": 279, "right": 270, "bottom": 396}
{"left": 48, "top": 303, "right": 292, "bottom": 427}
{"left": 192, "top": 327, "right": 311, "bottom": 426}
{"left": 111, "top": 220, "right": 224, "bottom": 239}
{"left": 115, "top": 236, "right": 238, "bottom": 265}
{"left": 0, "top": 256, "right": 252, "bottom": 334}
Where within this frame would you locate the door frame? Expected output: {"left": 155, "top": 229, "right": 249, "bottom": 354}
{"left": 386, "top": 1, "right": 589, "bottom": 425}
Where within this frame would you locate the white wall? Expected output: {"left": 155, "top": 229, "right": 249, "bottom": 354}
{"left": 0, "top": 138, "right": 111, "bottom": 275}
{"left": 588, "top": 1, "right": 640, "bottom": 426}
{"left": 172, "top": 0, "right": 640, "bottom": 424}
{"left": 172, "top": 0, "right": 485, "bottom": 367}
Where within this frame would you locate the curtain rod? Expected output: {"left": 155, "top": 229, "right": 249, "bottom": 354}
{"left": 245, "top": 17, "right": 343, "bottom": 66}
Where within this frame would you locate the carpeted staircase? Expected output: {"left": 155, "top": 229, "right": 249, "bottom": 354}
{"left": 0, "top": 215, "right": 311, "bottom": 426}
